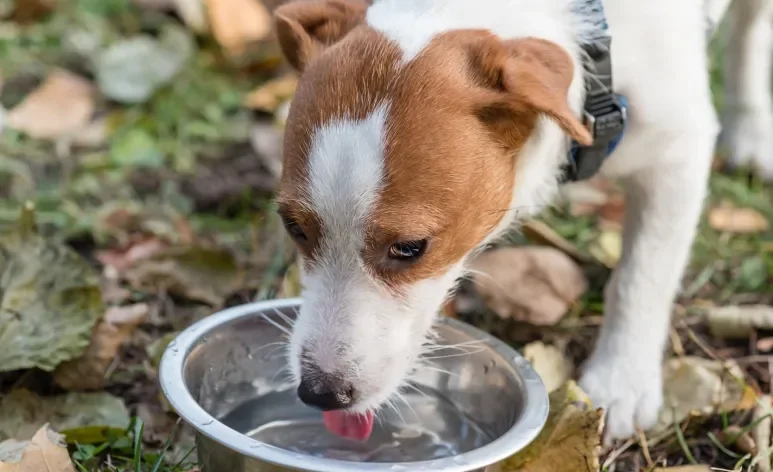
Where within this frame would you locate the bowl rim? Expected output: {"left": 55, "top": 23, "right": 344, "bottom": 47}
{"left": 159, "top": 298, "right": 548, "bottom": 472}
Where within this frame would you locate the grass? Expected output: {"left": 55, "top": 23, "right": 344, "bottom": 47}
{"left": 69, "top": 418, "right": 195, "bottom": 472}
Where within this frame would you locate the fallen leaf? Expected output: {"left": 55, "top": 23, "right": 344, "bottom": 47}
{"left": 0, "top": 204, "right": 104, "bottom": 372}
{"left": 206, "top": 0, "right": 272, "bottom": 55}
{"left": 53, "top": 303, "right": 150, "bottom": 390}
{"left": 520, "top": 219, "right": 589, "bottom": 263}
{"left": 708, "top": 205, "right": 769, "bottom": 234}
{"left": 469, "top": 246, "right": 587, "bottom": 326}
{"left": 0, "top": 389, "right": 129, "bottom": 442}
{"left": 0, "top": 424, "right": 76, "bottom": 472}
{"left": 497, "top": 381, "right": 603, "bottom": 472}
{"left": 146, "top": 331, "right": 178, "bottom": 368}
{"left": 9, "top": 0, "right": 57, "bottom": 23}
{"left": 588, "top": 230, "right": 622, "bottom": 268}
{"left": 109, "top": 129, "right": 164, "bottom": 168}
{"left": 522, "top": 342, "right": 573, "bottom": 394}
{"left": 653, "top": 356, "right": 758, "bottom": 434}
{"left": 125, "top": 246, "right": 242, "bottom": 306}
{"left": 96, "top": 237, "right": 168, "bottom": 274}
{"left": 95, "top": 24, "right": 194, "bottom": 103}
{"left": 7, "top": 70, "right": 94, "bottom": 139}
{"left": 57, "top": 426, "right": 125, "bottom": 445}
{"left": 706, "top": 305, "right": 773, "bottom": 339}
{"left": 244, "top": 73, "right": 297, "bottom": 113}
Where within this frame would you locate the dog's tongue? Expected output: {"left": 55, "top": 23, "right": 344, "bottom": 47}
{"left": 322, "top": 411, "right": 374, "bottom": 441}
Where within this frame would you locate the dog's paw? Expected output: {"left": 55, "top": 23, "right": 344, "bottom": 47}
{"left": 720, "top": 110, "right": 773, "bottom": 180}
{"left": 579, "top": 354, "right": 662, "bottom": 444}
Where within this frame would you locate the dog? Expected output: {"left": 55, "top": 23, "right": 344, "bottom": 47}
{"left": 270, "top": 0, "right": 773, "bottom": 443}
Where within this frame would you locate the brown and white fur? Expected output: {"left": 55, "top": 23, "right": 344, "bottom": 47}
{"left": 272, "top": 0, "right": 773, "bottom": 442}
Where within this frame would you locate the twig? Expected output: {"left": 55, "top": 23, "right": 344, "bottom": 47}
{"left": 637, "top": 427, "right": 654, "bottom": 468}
{"left": 601, "top": 439, "right": 635, "bottom": 469}
{"left": 752, "top": 395, "right": 772, "bottom": 472}
{"left": 682, "top": 321, "right": 721, "bottom": 361}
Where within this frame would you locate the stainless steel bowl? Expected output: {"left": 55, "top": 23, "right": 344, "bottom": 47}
{"left": 159, "top": 298, "right": 548, "bottom": 472}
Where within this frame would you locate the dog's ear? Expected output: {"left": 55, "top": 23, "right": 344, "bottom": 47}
{"left": 468, "top": 35, "right": 591, "bottom": 147}
{"left": 274, "top": 0, "right": 369, "bottom": 71}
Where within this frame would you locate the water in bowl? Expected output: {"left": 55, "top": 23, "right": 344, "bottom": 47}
{"left": 219, "top": 384, "right": 493, "bottom": 462}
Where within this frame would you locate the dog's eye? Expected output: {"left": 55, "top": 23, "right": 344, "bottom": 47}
{"left": 285, "top": 221, "right": 307, "bottom": 242}
{"left": 388, "top": 240, "right": 428, "bottom": 261}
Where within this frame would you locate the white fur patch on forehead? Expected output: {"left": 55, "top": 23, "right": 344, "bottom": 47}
{"left": 308, "top": 104, "right": 387, "bottom": 236}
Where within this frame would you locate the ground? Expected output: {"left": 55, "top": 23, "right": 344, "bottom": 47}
{"left": 0, "top": 1, "right": 772, "bottom": 471}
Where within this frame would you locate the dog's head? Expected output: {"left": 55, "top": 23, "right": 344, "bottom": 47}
{"left": 273, "top": 0, "right": 588, "bottom": 415}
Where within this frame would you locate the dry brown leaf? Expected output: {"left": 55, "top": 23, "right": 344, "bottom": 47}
{"left": 53, "top": 304, "right": 149, "bottom": 390}
{"left": 469, "top": 246, "right": 587, "bottom": 326}
{"left": 206, "top": 0, "right": 272, "bottom": 55}
{"left": 96, "top": 238, "right": 168, "bottom": 275}
{"left": 706, "top": 304, "right": 773, "bottom": 339}
{"left": 654, "top": 356, "right": 758, "bottom": 434}
{"left": 125, "top": 246, "right": 243, "bottom": 306}
{"left": 497, "top": 381, "right": 603, "bottom": 472}
{"left": 0, "top": 424, "right": 76, "bottom": 472}
{"left": 708, "top": 205, "right": 769, "bottom": 234}
{"left": 7, "top": 70, "right": 94, "bottom": 140}
{"left": 10, "top": 0, "right": 57, "bottom": 24}
{"left": 522, "top": 342, "right": 573, "bottom": 394}
{"left": 244, "top": 74, "right": 298, "bottom": 113}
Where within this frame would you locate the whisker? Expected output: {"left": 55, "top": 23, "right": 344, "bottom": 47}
{"left": 401, "top": 382, "right": 431, "bottom": 400}
{"left": 420, "top": 348, "right": 487, "bottom": 361}
{"left": 271, "top": 308, "right": 296, "bottom": 327}
{"left": 416, "top": 364, "right": 461, "bottom": 379}
{"left": 393, "top": 390, "right": 418, "bottom": 422}
{"left": 386, "top": 398, "right": 406, "bottom": 425}
{"left": 259, "top": 311, "right": 292, "bottom": 335}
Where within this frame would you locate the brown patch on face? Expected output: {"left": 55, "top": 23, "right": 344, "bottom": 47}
{"left": 277, "top": 26, "right": 402, "bottom": 264}
{"left": 364, "top": 32, "right": 584, "bottom": 290}
{"left": 364, "top": 31, "right": 525, "bottom": 288}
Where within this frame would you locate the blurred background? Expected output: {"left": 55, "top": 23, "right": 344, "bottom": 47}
{"left": 0, "top": 1, "right": 771, "bottom": 471}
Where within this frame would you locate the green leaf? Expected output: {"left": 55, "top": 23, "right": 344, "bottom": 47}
{"left": 59, "top": 426, "right": 126, "bottom": 445}
{"left": 110, "top": 129, "right": 164, "bottom": 168}
{"left": 0, "top": 206, "right": 103, "bottom": 372}
{"left": 94, "top": 24, "right": 194, "bottom": 104}
{"left": 0, "top": 389, "right": 130, "bottom": 442}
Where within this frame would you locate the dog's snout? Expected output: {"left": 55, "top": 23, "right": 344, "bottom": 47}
{"left": 297, "top": 363, "right": 355, "bottom": 411}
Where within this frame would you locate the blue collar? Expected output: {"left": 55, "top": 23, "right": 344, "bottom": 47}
{"left": 563, "top": 0, "right": 628, "bottom": 182}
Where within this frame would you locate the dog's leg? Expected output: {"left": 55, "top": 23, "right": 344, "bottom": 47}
{"left": 579, "top": 133, "right": 715, "bottom": 441}
{"left": 721, "top": 0, "right": 773, "bottom": 179}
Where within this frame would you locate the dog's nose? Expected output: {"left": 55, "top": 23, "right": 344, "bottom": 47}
{"left": 297, "top": 368, "right": 355, "bottom": 411}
